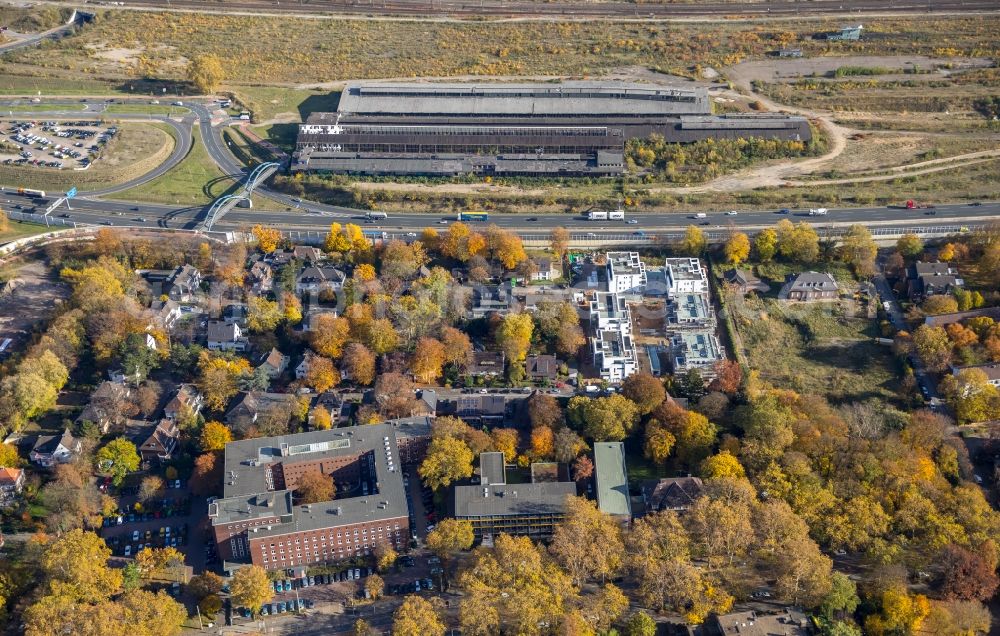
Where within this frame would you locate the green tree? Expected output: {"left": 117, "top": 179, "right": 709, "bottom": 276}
{"left": 567, "top": 394, "right": 639, "bottom": 441}
{"left": 624, "top": 611, "right": 658, "bottom": 636}
{"left": 754, "top": 228, "right": 778, "bottom": 262}
{"left": 95, "top": 438, "right": 141, "bottom": 486}
{"left": 839, "top": 224, "right": 878, "bottom": 277}
{"left": 896, "top": 234, "right": 923, "bottom": 258}
{"left": 186, "top": 54, "right": 225, "bottom": 94}
{"left": 820, "top": 572, "right": 860, "bottom": 621}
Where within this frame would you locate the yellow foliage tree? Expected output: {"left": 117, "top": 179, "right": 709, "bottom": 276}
{"left": 199, "top": 421, "right": 233, "bottom": 451}
{"left": 251, "top": 225, "right": 281, "bottom": 254}
{"left": 724, "top": 232, "right": 751, "bottom": 265}
{"left": 495, "top": 312, "right": 533, "bottom": 362}
{"left": 186, "top": 54, "right": 225, "bottom": 94}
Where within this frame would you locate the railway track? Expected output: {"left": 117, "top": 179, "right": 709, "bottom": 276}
{"left": 106, "top": 0, "right": 1000, "bottom": 19}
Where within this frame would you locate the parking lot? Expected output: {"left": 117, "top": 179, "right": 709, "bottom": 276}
{"left": 1, "top": 119, "right": 117, "bottom": 170}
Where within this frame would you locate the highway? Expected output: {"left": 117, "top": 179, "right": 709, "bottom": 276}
{"left": 2, "top": 98, "right": 1000, "bottom": 237}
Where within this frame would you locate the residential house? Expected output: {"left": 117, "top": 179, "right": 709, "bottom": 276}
{"left": 247, "top": 260, "right": 274, "bottom": 295}
{"left": 149, "top": 299, "right": 183, "bottom": 329}
{"left": 952, "top": 363, "right": 1000, "bottom": 388}
{"left": 706, "top": 609, "right": 809, "bottom": 636}
{"left": 778, "top": 272, "right": 839, "bottom": 301}
{"left": 295, "top": 265, "right": 345, "bottom": 294}
{"left": 29, "top": 429, "right": 82, "bottom": 468}
{"left": 415, "top": 389, "right": 438, "bottom": 417}
{"left": 924, "top": 307, "right": 1000, "bottom": 328}
{"left": 167, "top": 264, "right": 202, "bottom": 302}
{"left": 313, "top": 391, "right": 350, "bottom": 426}
{"left": 440, "top": 394, "right": 508, "bottom": 425}
{"left": 593, "top": 442, "right": 631, "bottom": 521}
{"left": 0, "top": 467, "right": 25, "bottom": 504}
{"left": 606, "top": 252, "right": 646, "bottom": 295}
{"left": 206, "top": 321, "right": 248, "bottom": 352}
{"left": 467, "top": 351, "right": 505, "bottom": 378}
{"left": 224, "top": 392, "right": 298, "bottom": 434}
{"left": 589, "top": 292, "right": 631, "bottom": 334}
{"left": 640, "top": 477, "right": 704, "bottom": 514}
{"left": 77, "top": 381, "right": 132, "bottom": 433}
{"left": 723, "top": 268, "right": 769, "bottom": 295}
{"left": 665, "top": 257, "right": 709, "bottom": 297}
{"left": 469, "top": 285, "right": 512, "bottom": 319}
{"left": 907, "top": 261, "right": 964, "bottom": 301}
{"left": 164, "top": 383, "right": 203, "bottom": 421}
{"left": 296, "top": 352, "right": 322, "bottom": 380}
{"left": 257, "top": 348, "right": 289, "bottom": 379}
{"left": 223, "top": 303, "right": 248, "bottom": 326}
{"left": 670, "top": 331, "right": 724, "bottom": 376}
{"left": 291, "top": 246, "right": 325, "bottom": 263}
{"left": 526, "top": 355, "right": 560, "bottom": 383}
{"left": 529, "top": 257, "right": 561, "bottom": 282}
{"left": 138, "top": 419, "right": 180, "bottom": 464}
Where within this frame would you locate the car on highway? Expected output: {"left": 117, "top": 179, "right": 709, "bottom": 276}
{"left": 970, "top": 202, "right": 982, "bottom": 206}
{"left": 726, "top": 210, "right": 738, "bottom": 216}
{"left": 925, "top": 210, "right": 937, "bottom": 215}
{"left": 700, "top": 221, "right": 710, "bottom": 226}
{"left": 627, "top": 219, "right": 638, "bottom": 224}
{"left": 130, "top": 206, "right": 140, "bottom": 211}
{"left": 778, "top": 208, "right": 791, "bottom": 214}
{"left": 526, "top": 217, "right": 537, "bottom": 222}
{"left": 438, "top": 220, "right": 448, "bottom": 224}
{"left": 291, "top": 197, "right": 302, "bottom": 203}
{"left": 101, "top": 220, "right": 113, "bottom": 226}
{"left": 58, "top": 213, "right": 70, "bottom": 218}
{"left": 406, "top": 232, "right": 417, "bottom": 237}
{"left": 134, "top": 217, "right": 146, "bottom": 222}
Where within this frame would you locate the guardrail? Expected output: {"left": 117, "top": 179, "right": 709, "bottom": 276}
{"left": 0, "top": 221, "right": 234, "bottom": 260}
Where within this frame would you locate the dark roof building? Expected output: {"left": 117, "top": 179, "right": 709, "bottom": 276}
{"left": 468, "top": 351, "right": 505, "bottom": 377}
{"left": 209, "top": 423, "right": 409, "bottom": 572}
{"left": 706, "top": 609, "right": 809, "bottom": 636}
{"left": 778, "top": 271, "right": 839, "bottom": 301}
{"left": 293, "top": 82, "right": 809, "bottom": 178}
{"left": 640, "top": 477, "right": 704, "bottom": 513}
{"left": 138, "top": 419, "right": 179, "bottom": 464}
{"left": 30, "top": 429, "right": 82, "bottom": 468}
{"left": 924, "top": 307, "right": 1000, "bottom": 328}
{"left": 907, "top": 261, "right": 964, "bottom": 300}
{"left": 526, "top": 355, "right": 560, "bottom": 382}
{"left": 723, "top": 268, "right": 769, "bottom": 295}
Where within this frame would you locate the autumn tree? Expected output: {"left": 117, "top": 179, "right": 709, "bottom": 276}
{"left": 137, "top": 476, "right": 165, "bottom": 504}
{"left": 724, "top": 232, "right": 751, "bottom": 265}
{"left": 38, "top": 528, "right": 124, "bottom": 603}
{"left": 839, "top": 224, "right": 878, "bottom": 277}
{"left": 365, "top": 574, "right": 385, "bottom": 600}
{"left": 484, "top": 225, "right": 527, "bottom": 270}
{"left": 0, "top": 442, "right": 22, "bottom": 467}
{"left": 644, "top": 421, "right": 676, "bottom": 466}
{"left": 621, "top": 372, "right": 666, "bottom": 415}
{"left": 550, "top": 496, "right": 625, "bottom": 585}
{"left": 864, "top": 585, "right": 930, "bottom": 636}
{"left": 419, "top": 436, "right": 474, "bottom": 490}
{"left": 231, "top": 565, "right": 273, "bottom": 616}
{"left": 567, "top": 395, "right": 639, "bottom": 441}
{"left": 922, "top": 294, "right": 959, "bottom": 315}
{"left": 186, "top": 54, "right": 225, "bottom": 94}
{"left": 393, "top": 595, "right": 445, "bottom": 636}
{"left": 310, "top": 314, "right": 352, "bottom": 359}
{"left": 440, "top": 326, "right": 473, "bottom": 369}
{"left": 426, "top": 519, "right": 474, "bottom": 562}
{"left": 940, "top": 368, "right": 1000, "bottom": 424}
{"left": 652, "top": 401, "right": 717, "bottom": 467}
{"left": 701, "top": 451, "right": 746, "bottom": 480}
{"left": 297, "top": 470, "right": 336, "bottom": 504}
{"left": 528, "top": 392, "right": 564, "bottom": 429}
{"left": 188, "top": 572, "right": 224, "bottom": 600}
{"left": 338, "top": 343, "right": 374, "bottom": 386}
{"left": 754, "top": 228, "right": 778, "bottom": 262}
{"left": 912, "top": 324, "right": 953, "bottom": 372}
{"left": 196, "top": 353, "right": 250, "bottom": 411}
{"left": 190, "top": 452, "right": 222, "bottom": 497}
{"left": 200, "top": 421, "right": 232, "bottom": 452}
{"left": 529, "top": 426, "right": 555, "bottom": 461}
{"left": 439, "top": 222, "right": 486, "bottom": 262}
{"left": 411, "top": 337, "right": 446, "bottom": 383}
{"left": 709, "top": 359, "right": 742, "bottom": 394}
{"left": 251, "top": 225, "right": 281, "bottom": 254}
{"left": 776, "top": 219, "right": 819, "bottom": 263}
{"left": 304, "top": 355, "right": 340, "bottom": 393}
{"left": 680, "top": 225, "right": 707, "bottom": 255}
{"left": 495, "top": 312, "right": 533, "bottom": 362}
{"left": 374, "top": 372, "right": 420, "bottom": 418}
{"left": 897, "top": 233, "right": 924, "bottom": 258}
{"left": 374, "top": 541, "right": 398, "bottom": 572}
{"left": 246, "top": 296, "right": 283, "bottom": 333}
{"left": 937, "top": 543, "right": 1000, "bottom": 601}
{"left": 550, "top": 227, "right": 570, "bottom": 261}
{"left": 554, "top": 427, "right": 588, "bottom": 463}
{"left": 490, "top": 428, "right": 519, "bottom": 462}
{"left": 96, "top": 438, "right": 140, "bottom": 486}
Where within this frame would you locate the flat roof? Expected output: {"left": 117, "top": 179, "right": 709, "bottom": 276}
{"left": 480, "top": 452, "right": 507, "bottom": 486}
{"left": 593, "top": 442, "right": 631, "bottom": 518}
{"left": 665, "top": 257, "right": 708, "bottom": 282}
{"left": 337, "top": 82, "right": 710, "bottom": 117}
{"left": 214, "top": 424, "right": 408, "bottom": 536}
{"left": 607, "top": 251, "right": 645, "bottom": 276}
{"left": 454, "top": 481, "right": 577, "bottom": 519}
{"left": 674, "top": 331, "right": 724, "bottom": 364}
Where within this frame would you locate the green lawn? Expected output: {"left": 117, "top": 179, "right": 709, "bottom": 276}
{"left": 0, "top": 103, "right": 86, "bottom": 113}
{"left": 0, "top": 219, "right": 55, "bottom": 246}
{"left": 229, "top": 86, "right": 340, "bottom": 123}
{"left": 734, "top": 294, "right": 901, "bottom": 404}
{"left": 0, "top": 74, "right": 121, "bottom": 96}
{"left": 119, "top": 127, "right": 229, "bottom": 206}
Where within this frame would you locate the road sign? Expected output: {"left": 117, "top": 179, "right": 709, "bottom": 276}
{"left": 65, "top": 187, "right": 77, "bottom": 199}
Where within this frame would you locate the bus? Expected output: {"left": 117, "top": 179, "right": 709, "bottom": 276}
{"left": 17, "top": 187, "right": 46, "bottom": 198}
{"left": 458, "top": 212, "right": 489, "bottom": 222}
{"left": 365, "top": 212, "right": 388, "bottom": 221}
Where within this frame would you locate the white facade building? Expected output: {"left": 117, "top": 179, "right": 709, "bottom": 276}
{"left": 606, "top": 252, "right": 647, "bottom": 295}
{"left": 665, "top": 258, "right": 709, "bottom": 297}
{"left": 592, "top": 329, "right": 638, "bottom": 383}
{"left": 589, "top": 292, "right": 632, "bottom": 335}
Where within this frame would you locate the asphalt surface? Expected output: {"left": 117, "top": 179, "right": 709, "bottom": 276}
{"left": 95, "top": 0, "right": 1000, "bottom": 19}
{"left": 3, "top": 99, "right": 1000, "bottom": 236}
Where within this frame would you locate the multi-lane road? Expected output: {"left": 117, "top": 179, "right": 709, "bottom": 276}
{"left": 2, "top": 98, "right": 999, "bottom": 238}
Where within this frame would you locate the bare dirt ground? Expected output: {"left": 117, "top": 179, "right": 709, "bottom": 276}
{"left": 0, "top": 257, "right": 69, "bottom": 351}
{"left": 725, "top": 55, "right": 992, "bottom": 84}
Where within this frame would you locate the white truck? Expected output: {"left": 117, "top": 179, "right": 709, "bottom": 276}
{"left": 609, "top": 209, "right": 625, "bottom": 221}
{"left": 808, "top": 208, "right": 828, "bottom": 216}
{"left": 587, "top": 210, "right": 609, "bottom": 221}
{"left": 694, "top": 212, "right": 707, "bottom": 219}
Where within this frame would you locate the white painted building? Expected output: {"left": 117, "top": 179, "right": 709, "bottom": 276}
{"left": 606, "top": 252, "right": 646, "bottom": 295}
{"left": 589, "top": 292, "right": 632, "bottom": 335}
{"left": 592, "top": 329, "right": 638, "bottom": 383}
{"left": 665, "top": 258, "right": 709, "bottom": 297}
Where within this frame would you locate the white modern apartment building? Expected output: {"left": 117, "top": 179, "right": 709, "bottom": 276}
{"left": 665, "top": 258, "right": 709, "bottom": 297}
{"left": 593, "top": 329, "right": 638, "bottom": 383}
{"left": 589, "top": 292, "right": 632, "bottom": 335}
{"left": 606, "top": 252, "right": 647, "bottom": 295}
